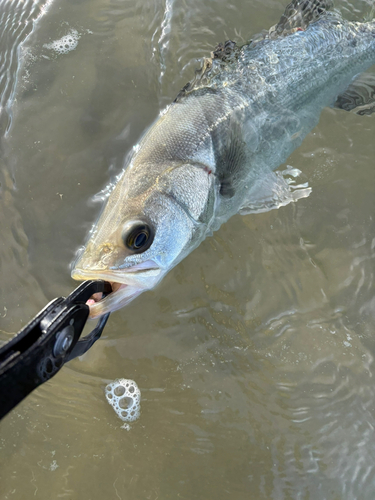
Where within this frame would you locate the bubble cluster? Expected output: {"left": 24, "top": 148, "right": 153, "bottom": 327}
{"left": 105, "top": 379, "right": 141, "bottom": 422}
{"left": 44, "top": 29, "right": 80, "bottom": 55}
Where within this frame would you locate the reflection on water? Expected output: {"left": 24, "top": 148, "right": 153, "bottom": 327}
{"left": 0, "top": 0, "right": 374, "bottom": 499}
{"left": 0, "top": 0, "right": 54, "bottom": 134}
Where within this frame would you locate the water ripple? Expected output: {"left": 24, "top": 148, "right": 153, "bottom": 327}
{"left": 153, "top": 0, "right": 175, "bottom": 84}
{"left": 0, "top": 0, "right": 53, "bottom": 134}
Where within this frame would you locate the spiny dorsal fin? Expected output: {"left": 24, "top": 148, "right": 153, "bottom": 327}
{"left": 250, "top": 0, "right": 334, "bottom": 47}
{"left": 212, "top": 40, "right": 238, "bottom": 62}
{"left": 174, "top": 0, "right": 334, "bottom": 102}
{"left": 174, "top": 58, "right": 213, "bottom": 102}
{"left": 274, "top": 0, "right": 334, "bottom": 36}
{"left": 174, "top": 41, "right": 240, "bottom": 103}
{"left": 334, "top": 73, "right": 375, "bottom": 116}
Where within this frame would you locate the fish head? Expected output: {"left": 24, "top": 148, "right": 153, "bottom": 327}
{"left": 72, "top": 164, "right": 213, "bottom": 317}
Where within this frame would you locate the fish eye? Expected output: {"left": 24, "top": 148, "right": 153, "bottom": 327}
{"left": 122, "top": 221, "right": 154, "bottom": 253}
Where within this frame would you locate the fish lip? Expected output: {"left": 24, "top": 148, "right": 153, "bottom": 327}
{"left": 71, "top": 263, "right": 161, "bottom": 285}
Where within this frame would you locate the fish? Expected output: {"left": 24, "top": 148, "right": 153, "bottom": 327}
{"left": 71, "top": 0, "right": 375, "bottom": 318}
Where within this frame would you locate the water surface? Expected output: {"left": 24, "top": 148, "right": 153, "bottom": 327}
{"left": 0, "top": 0, "right": 375, "bottom": 498}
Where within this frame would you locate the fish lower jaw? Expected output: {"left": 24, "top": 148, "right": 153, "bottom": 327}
{"left": 88, "top": 282, "right": 143, "bottom": 318}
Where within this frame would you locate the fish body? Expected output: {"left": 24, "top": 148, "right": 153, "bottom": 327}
{"left": 72, "top": 1, "right": 375, "bottom": 317}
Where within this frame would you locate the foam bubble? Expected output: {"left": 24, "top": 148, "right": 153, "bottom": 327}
{"left": 44, "top": 29, "right": 80, "bottom": 55}
{"left": 105, "top": 379, "right": 141, "bottom": 423}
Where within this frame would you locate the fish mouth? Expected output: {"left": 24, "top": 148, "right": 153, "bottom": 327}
{"left": 71, "top": 260, "right": 161, "bottom": 318}
{"left": 85, "top": 282, "right": 143, "bottom": 318}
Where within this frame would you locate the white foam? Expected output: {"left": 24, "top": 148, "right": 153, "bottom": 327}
{"left": 44, "top": 29, "right": 80, "bottom": 55}
{"left": 105, "top": 379, "right": 141, "bottom": 423}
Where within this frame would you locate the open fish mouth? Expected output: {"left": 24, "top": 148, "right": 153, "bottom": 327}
{"left": 72, "top": 260, "right": 161, "bottom": 318}
{"left": 85, "top": 282, "right": 143, "bottom": 318}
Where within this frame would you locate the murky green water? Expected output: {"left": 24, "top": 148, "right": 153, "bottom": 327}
{"left": 0, "top": 0, "right": 374, "bottom": 498}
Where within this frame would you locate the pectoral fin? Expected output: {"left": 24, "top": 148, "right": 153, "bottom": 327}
{"left": 333, "top": 73, "right": 375, "bottom": 116}
{"left": 238, "top": 165, "right": 311, "bottom": 215}
{"left": 213, "top": 119, "right": 248, "bottom": 198}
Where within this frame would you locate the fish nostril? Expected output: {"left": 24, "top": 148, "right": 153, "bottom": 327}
{"left": 100, "top": 244, "right": 112, "bottom": 255}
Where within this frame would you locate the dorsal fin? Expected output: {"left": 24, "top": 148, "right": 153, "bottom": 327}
{"left": 250, "top": 0, "right": 334, "bottom": 48}
{"left": 174, "top": 0, "right": 334, "bottom": 102}
{"left": 174, "top": 58, "right": 213, "bottom": 102}
{"left": 274, "top": 0, "right": 334, "bottom": 35}
{"left": 174, "top": 41, "right": 240, "bottom": 103}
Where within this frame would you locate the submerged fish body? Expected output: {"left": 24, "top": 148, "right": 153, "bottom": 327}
{"left": 72, "top": 1, "right": 375, "bottom": 317}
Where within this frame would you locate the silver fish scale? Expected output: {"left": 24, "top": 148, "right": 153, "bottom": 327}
{"left": 238, "top": 23, "right": 369, "bottom": 103}
{"left": 125, "top": 90, "right": 233, "bottom": 196}
{"left": 192, "top": 16, "right": 372, "bottom": 109}
{"left": 146, "top": 19, "right": 371, "bottom": 152}
{"left": 124, "top": 14, "right": 375, "bottom": 223}
{"left": 155, "top": 163, "right": 214, "bottom": 223}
